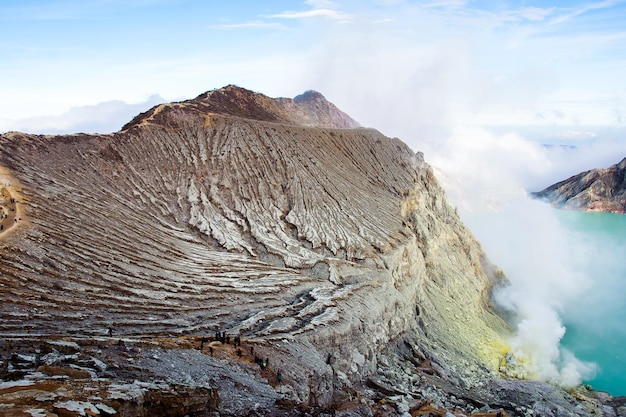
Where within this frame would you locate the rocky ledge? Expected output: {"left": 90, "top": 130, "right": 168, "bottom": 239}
{"left": 2, "top": 335, "right": 622, "bottom": 417}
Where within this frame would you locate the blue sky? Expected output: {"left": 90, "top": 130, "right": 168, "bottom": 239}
{"left": 1, "top": 0, "right": 626, "bottom": 135}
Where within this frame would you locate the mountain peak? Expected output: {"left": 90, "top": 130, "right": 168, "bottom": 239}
{"left": 122, "top": 85, "right": 359, "bottom": 131}
{"left": 294, "top": 90, "right": 326, "bottom": 102}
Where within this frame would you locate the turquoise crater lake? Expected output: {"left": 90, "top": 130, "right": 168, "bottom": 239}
{"left": 557, "top": 210, "right": 626, "bottom": 396}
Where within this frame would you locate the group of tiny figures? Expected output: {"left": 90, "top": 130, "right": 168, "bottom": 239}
{"left": 197, "top": 331, "right": 282, "bottom": 383}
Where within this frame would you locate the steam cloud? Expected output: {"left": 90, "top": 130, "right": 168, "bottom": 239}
{"left": 301, "top": 14, "right": 626, "bottom": 387}
{"left": 426, "top": 126, "right": 611, "bottom": 387}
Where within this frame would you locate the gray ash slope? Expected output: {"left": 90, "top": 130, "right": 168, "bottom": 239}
{"left": 0, "top": 86, "right": 616, "bottom": 416}
{"left": 533, "top": 157, "right": 626, "bottom": 213}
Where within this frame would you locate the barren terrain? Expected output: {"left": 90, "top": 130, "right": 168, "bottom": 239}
{"left": 0, "top": 86, "right": 621, "bottom": 416}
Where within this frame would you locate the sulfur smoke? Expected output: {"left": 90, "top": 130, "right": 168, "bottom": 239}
{"left": 426, "top": 126, "right": 605, "bottom": 387}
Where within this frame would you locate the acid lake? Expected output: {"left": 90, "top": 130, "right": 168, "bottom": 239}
{"left": 558, "top": 210, "right": 626, "bottom": 396}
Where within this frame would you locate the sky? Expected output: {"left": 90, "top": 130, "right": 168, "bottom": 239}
{"left": 3, "top": 0, "right": 626, "bottom": 390}
{"left": 1, "top": 0, "right": 626, "bottom": 137}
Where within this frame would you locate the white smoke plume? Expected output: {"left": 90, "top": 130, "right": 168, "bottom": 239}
{"left": 299, "top": 8, "right": 626, "bottom": 387}
{"left": 427, "top": 126, "right": 601, "bottom": 387}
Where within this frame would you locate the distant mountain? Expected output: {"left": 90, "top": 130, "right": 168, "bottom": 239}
{"left": 123, "top": 85, "right": 360, "bottom": 131}
{"left": 532, "top": 158, "right": 626, "bottom": 213}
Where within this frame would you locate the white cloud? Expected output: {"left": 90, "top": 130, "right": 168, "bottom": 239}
{"left": 428, "top": 127, "right": 552, "bottom": 211}
{"left": 548, "top": 0, "right": 625, "bottom": 25}
{"left": 296, "top": 0, "right": 626, "bottom": 130}
{"left": 2, "top": 95, "right": 165, "bottom": 134}
{"left": 547, "top": 130, "right": 598, "bottom": 141}
{"left": 375, "top": 0, "right": 406, "bottom": 4}
{"left": 212, "top": 21, "right": 287, "bottom": 30}
{"left": 304, "top": 0, "right": 338, "bottom": 8}
{"left": 421, "top": 0, "right": 469, "bottom": 9}
{"left": 517, "top": 6, "right": 555, "bottom": 21}
{"left": 268, "top": 8, "right": 353, "bottom": 21}
{"left": 423, "top": 126, "right": 611, "bottom": 387}
{"left": 269, "top": 0, "right": 353, "bottom": 21}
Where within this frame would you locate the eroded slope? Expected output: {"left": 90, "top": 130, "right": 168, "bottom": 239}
{"left": 0, "top": 86, "right": 512, "bottom": 411}
{"left": 533, "top": 157, "right": 626, "bottom": 213}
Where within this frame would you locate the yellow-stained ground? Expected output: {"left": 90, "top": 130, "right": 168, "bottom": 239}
{"left": 0, "top": 166, "right": 27, "bottom": 240}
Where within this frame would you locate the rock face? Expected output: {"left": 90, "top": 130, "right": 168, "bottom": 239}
{"left": 533, "top": 157, "right": 626, "bottom": 213}
{"left": 0, "top": 86, "right": 618, "bottom": 416}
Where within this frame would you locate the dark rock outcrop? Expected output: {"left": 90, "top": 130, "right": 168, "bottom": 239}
{"left": 532, "top": 157, "right": 626, "bottom": 213}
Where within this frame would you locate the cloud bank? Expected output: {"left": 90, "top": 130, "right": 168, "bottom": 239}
{"left": 426, "top": 126, "right": 621, "bottom": 387}
{"left": 1, "top": 95, "right": 165, "bottom": 135}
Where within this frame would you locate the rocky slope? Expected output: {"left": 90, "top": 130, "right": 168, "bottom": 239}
{"left": 0, "top": 86, "right": 620, "bottom": 416}
{"left": 533, "top": 157, "right": 626, "bottom": 213}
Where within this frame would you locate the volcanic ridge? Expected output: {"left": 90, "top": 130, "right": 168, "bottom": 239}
{"left": 533, "top": 157, "right": 626, "bottom": 213}
{"left": 0, "top": 86, "right": 620, "bottom": 416}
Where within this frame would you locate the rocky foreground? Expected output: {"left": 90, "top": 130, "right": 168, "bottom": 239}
{"left": 532, "top": 157, "right": 626, "bottom": 213}
{"left": 2, "top": 334, "right": 623, "bottom": 417}
{"left": 1, "top": 86, "right": 624, "bottom": 416}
